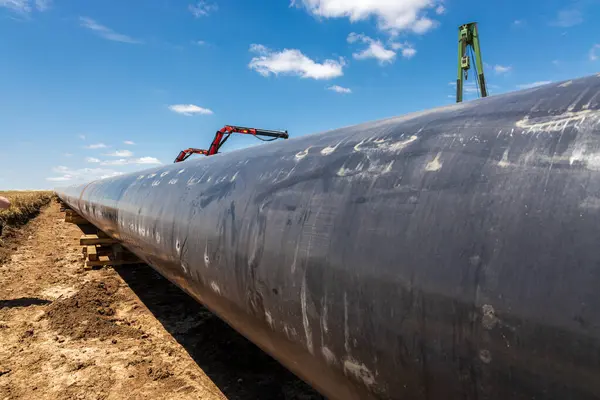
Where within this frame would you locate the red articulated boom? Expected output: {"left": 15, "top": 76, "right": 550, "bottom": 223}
{"left": 174, "top": 125, "right": 289, "bottom": 163}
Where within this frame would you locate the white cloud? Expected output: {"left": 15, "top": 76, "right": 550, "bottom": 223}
{"left": 35, "top": 0, "right": 49, "bottom": 11}
{"left": 189, "top": 1, "right": 217, "bottom": 17}
{"left": 79, "top": 17, "right": 141, "bottom": 44}
{"left": 100, "top": 159, "right": 128, "bottom": 166}
{"left": 589, "top": 44, "right": 600, "bottom": 61}
{"left": 448, "top": 80, "right": 480, "bottom": 95}
{"left": 553, "top": 8, "right": 583, "bottom": 27}
{"left": 388, "top": 40, "right": 416, "bottom": 58}
{"left": 517, "top": 81, "right": 552, "bottom": 89}
{"left": 63, "top": 153, "right": 73, "bottom": 157}
{"left": 493, "top": 65, "right": 512, "bottom": 74}
{"left": 136, "top": 157, "right": 162, "bottom": 164}
{"left": 124, "top": 140, "right": 135, "bottom": 145}
{"left": 168, "top": 104, "right": 214, "bottom": 116}
{"left": 0, "top": 0, "right": 31, "bottom": 13}
{"left": 348, "top": 33, "right": 395, "bottom": 64}
{"left": 513, "top": 19, "right": 524, "bottom": 26}
{"left": 248, "top": 44, "right": 344, "bottom": 80}
{"left": 347, "top": 33, "right": 416, "bottom": 63}
{"left": 552, "top": 59, "right": 560, "bottom": 65}
{"left": 328, "top": 85, "right": 352, "bottom": 94}
{"left": 86, "top": 157, "right": 100, "bottom": 163}
{"left": 435, "top": 5, "right": 445, "bottom": 15}
{"left": 105, "top": 150, "right": 133, "bottom": 157}
{"left": 0, "top": 0, "right": 49, "bottom": 13}
{"left": 100, "top": 157, "right": 162, "bottom": 166}
{"left": 399, "top": 46, "right": 416, "bottom": 58}
{"left": 78, "top": 134, "right": 86, "bottom": 140}
{"left": 195, "top": 40, "right": 207, "bottom": 46}
{"left": 85, "top": 143, "right": 107, "bottom": 149}
{"left": 47, "top": 175, "right": 72, "bottom": 182}
{"left": 46, "top": 166, "right": 124, "bottom": 183}
{"left": 292, "top": 0, "right": 439, "bottom": 35}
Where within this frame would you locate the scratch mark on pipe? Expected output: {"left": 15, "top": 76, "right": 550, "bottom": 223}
{"left": 479, "top": 349, "right": 492, "bottom": 364}
{"left": 210, "top": 281, "right": 221, "bottom": 294}
{"left": 321, "top": 142, "right": 342, "bottom": 155}
{"left": 291, "top": 241, "right": 300, "bottom": 273}
{"left": 343, "top": 359, "right": 375, "bottom": 387}
{"left": 498, "top": 148, "right": 510, "bottom": 167}
{"left": 301, "top": 275, "right": 313, "bottom": 354}
{"left": 295, "top": 147, "right": 311, "bottom": 160}
{"left": 425, "top": 152, "right": 443, "bottom": 171}
{"left": 265, "top": 311, "right": 274, "bottom": 328}
{"left": 482, "top": 304, "right": 498, "bottom": 330}
{"left": 516, "top": 110, "right": 598, "bottom": 133}
{"left": 322, "top": 347, "right": 336, "bottom": 365}
{"left": 387, "top": 135, "right": 418, "bottom": 152}
{"left": 353, "top": 140, "right": 365, "bottom": 152}
{"left": 344, "top": 292, "right": 350, "bottom": 353}
{"left": 204, "top": 241, "right": 210, "bottom": 267}
{"left": 187, "top": 177, "right": 199, "bottom": 186}
{"left": 321, "top": 293, "right": 329, "bottom": 334}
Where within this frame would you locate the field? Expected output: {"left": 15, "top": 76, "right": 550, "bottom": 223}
{"left": 0, "top": 191, "right": 54, "bottom": 223}
{"left": 0, "top": 196, "right": 321, "bottom": 399}
{"left": 0, "top": 191, "right": 54, "bottom": 264}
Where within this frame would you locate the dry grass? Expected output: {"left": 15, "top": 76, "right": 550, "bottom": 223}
{"left": 0, "top": 190, "right": 54, "bottom": 226}
{"left": 0, "top": 191, "right": 55, "bottom": 264}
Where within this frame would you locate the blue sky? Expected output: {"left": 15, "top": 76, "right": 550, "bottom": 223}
{"left": 1, "top": 0, "right": 598, "bottom": 189}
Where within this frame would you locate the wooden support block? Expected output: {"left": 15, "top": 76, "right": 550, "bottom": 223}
{"left": 96, "top": 246, "right": 114, "bottom": 256}
{"left": 65, "top": 215, "right": 90, "bottom": 225}
{"left": 65, "top": 210, "right": 87, "bottom": 224}
{"left": 85, "top": 258, "right": 141, "bottom": 268}
{"left": 87, "top": 245, "right": 98, "bottom": 261}
{"left": 81, "top": 240, "right": 141, "bottom": 270}
{"left": 97, "top": 230, "right": 110, "bottom": 238}
{"left": 65, "top": 209, "right": 79, "bottom": 217}
{"left": 80, "top": 234, "right": 118, "bottom": 246}
{"left": 84, "top": 253, "right": 142, "bottom": 269}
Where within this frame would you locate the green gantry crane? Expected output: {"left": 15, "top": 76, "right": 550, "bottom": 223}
{"left": 456, "top": 22, "right": 488, "bottom": 103}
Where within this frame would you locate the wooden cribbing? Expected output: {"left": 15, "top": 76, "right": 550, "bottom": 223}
{"left": 80, "top": 234, "right": 118, "bottom": 246}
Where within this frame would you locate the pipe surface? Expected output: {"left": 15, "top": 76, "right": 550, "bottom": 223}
{"left": 57, "top": 75, "right": 600, "bottom": 400}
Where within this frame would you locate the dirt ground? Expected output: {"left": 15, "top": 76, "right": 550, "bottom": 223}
{"left": 0, "top": 202, "right": 322, "bottom": 400}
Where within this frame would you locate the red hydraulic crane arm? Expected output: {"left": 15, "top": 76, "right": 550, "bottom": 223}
{"left": 207, "top": 125, "right": 289, "bottom": 156}
{"left": 174, "top": 125, "right": 289, "bottom": 163}
{"left": 174, "top": 148, "right": 208, "bottom": 163}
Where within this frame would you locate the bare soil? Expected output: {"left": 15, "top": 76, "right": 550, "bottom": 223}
{"left": 0, "top": 202, "right": 322, "bottom": 400}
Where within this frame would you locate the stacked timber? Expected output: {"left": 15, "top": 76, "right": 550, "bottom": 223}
{"left": 80, "top": 232, "right": 141, "bottom": 270}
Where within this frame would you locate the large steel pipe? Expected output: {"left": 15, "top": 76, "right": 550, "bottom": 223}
{"left": 57, "top": 75, "right": 600, "bottom": 400}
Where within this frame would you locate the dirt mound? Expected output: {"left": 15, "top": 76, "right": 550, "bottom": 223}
{"left": 45, "top": 277, "right": 141, "bottom": 340}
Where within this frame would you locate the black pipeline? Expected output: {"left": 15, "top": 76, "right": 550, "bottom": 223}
{"left": 57, "top": 74, "right": 600, "bottom": 400}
